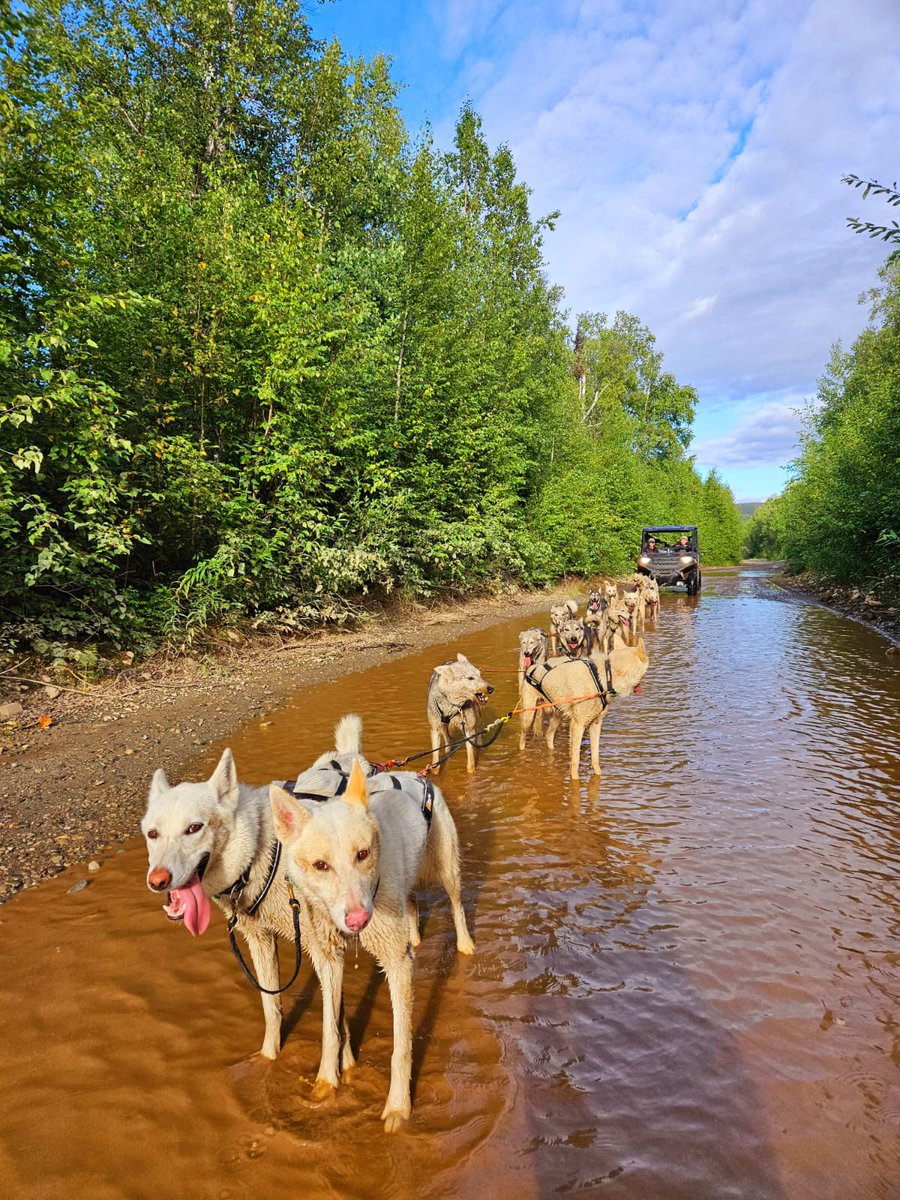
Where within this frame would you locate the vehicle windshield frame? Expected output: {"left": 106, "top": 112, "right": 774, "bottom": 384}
{"left": 641, "top": 525, "right": 698, "bottom": 553}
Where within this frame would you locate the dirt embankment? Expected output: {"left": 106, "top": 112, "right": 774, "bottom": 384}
{"left": 772, "top": 568, "right": 900, "bottom": 644}
{"left": 0, "top": 586, "right": 566, "bottom": 903}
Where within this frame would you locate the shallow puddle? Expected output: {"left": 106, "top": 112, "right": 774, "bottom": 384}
{"left": 1, "top": 567, "right": 898, "bottom": 1198}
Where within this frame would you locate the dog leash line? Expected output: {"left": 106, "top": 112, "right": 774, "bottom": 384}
{"left": 226, "top": 883, "right": 304, "bottom": 996}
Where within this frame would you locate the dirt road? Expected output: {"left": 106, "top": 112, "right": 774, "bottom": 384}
{"left": 0, "top": 587, "right": 560, "bottom": 901}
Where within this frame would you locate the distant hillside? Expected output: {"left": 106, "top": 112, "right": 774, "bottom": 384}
{"left": 737, "top": 502, "right": 762, "bottom": 521}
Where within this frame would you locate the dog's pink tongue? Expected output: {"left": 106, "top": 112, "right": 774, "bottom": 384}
{"left": 173, "top": 875, "right": 211, "bottom": 936}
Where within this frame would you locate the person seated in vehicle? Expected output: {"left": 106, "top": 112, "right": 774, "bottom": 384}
{"left": 676, "top": 534, "right": 692, "bottom": 553}
{"left": 646, "top": 536, "right": 660, "bottom": 554}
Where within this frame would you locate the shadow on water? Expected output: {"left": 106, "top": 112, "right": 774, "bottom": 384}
{"left": 1, "top": 564, "right": 898, "bottom": 1199}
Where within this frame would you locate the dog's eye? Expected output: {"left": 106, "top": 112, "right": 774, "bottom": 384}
{"left": 185, "top": 822, "right": 204, "bottom": 835}
{"left": 356, "top": 848, "right": 369, "bottom": 862}
{"left": 313, "top": 860, "right": 329, "bottom": 872}
{"left": 147, "top": 829, "right": 159, "bottom": 840}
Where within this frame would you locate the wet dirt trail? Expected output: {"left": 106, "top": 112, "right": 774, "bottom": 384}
{"left": 1, "top": 566, "right": 898, "bottom": 1199}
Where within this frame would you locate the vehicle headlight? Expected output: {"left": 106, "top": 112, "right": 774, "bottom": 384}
{"left": 639, "top": 555, "right": 650, "bottom": 566}
{"left": 680, "top": 555, "right": 695, "bottom": 565}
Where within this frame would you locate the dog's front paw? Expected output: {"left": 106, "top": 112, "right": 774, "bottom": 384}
{"left": 311, "top": 1078, "right": 338, "bottom": 1102}
{"left": 456, "top": 933, "right": 475, "bottom": 956}
{"left": 381, "top": 1103, "right": 410, "bottom": 1134}
{"left": 259, "top": 1036, "right": 280, "bottom": 1061}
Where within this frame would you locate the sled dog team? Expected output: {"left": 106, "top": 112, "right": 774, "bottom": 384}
{"left": 142, "top": 576, "right": 657, "bottom": 1131}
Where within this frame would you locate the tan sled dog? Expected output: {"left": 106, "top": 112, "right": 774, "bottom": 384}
{"left": 518, "top": 626, "right": 550, "bottom": 749}
{"left": 271, "top": 750, "right": 473, "bottom": 1132}
{"left": 549, "top": 599, "right": 579, "bottom": 654}
{"left": 603, "top": 595, "right": 632, "bottom": 650}
{"left": 524, "top": 639, "right": 649, "bottom": 780}
{"left": 622, "top": 589, "right": 645, "bottom": 634}
{"left": 427, "top": 653, "right": 493, "bottom": 772}
{"left": 637, "top": 574, "right": 660, "bottom": 621}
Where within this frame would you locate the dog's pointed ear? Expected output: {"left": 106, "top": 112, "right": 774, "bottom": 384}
{"left": 270, "top": 785, "right": 309, "bottom": 843}
{"left": 209, "top": 748, "right": 239, "bottom": 811}
{"left": 149, "top": 768, "right": 170, "bottom": 799}
{"left": 456, "top": 652, "right": 470, "bottom": 664}
{"left": 567, "top": 599, "right": 578, "bottom": 614}
{"left": 343, "top": 760, "right": 370, "bottom": 811}
{"left": 433, "top": 664, "right": 448, "bottom": 678}
{"left": 635, "top": 637, "right": 648, "bottom": 663}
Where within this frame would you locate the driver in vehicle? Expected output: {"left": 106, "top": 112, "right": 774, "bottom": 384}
{"left": 646, "top": 537, "right": 659, "bottom": 553}
{"left": 676, "top": 535, "right": 691, "bottom": 552}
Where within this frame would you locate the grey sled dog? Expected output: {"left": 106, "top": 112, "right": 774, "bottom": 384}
{"left": 142, "top": 715, "right": 474, "bottom": 1130}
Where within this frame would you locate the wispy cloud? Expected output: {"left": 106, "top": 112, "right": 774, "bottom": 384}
{"left": 692, "top": 395, "right": 814, "bottom": 469}
{"left": 455, "top": 0, "right": 898, "bottom": 418}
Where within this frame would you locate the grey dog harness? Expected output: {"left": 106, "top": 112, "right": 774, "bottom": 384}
{"left": 282, "top": 768, "right": 434, "bottom": 828}
{"left": 524, "top": 654, "right": 616, "bottom": 710}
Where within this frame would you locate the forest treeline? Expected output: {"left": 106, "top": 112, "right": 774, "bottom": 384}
{"left": 1, "top": 0, "right": 743, "bottom": 652}
{"left": 745, "top": 259, "right": 899, "bottom": 595}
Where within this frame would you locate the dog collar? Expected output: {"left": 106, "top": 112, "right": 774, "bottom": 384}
{"left": 217, "top": 838, "right": 282, "bottom": 918}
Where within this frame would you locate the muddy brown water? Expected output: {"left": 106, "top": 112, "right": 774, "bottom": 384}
{"left": 1, "top": 566, "right": 898, "bottom": 1200}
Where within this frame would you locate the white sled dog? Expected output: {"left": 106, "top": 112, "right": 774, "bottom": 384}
{"left": 142, "top": 715, "right": 473, "bottom": 1130}
{"left": 270, "top": 742, "right": 475, "bottom": 1131}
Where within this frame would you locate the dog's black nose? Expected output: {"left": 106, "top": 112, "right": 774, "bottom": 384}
{"left": 487, "top": 685, "right": 494, "bottom": 694}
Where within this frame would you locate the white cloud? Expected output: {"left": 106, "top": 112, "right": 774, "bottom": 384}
{"left": 681, "top": 295, "right": 718, "bottom": 322}
{"left": 691, "top": 395, "right": 815, "bottom": 469}
{"left": 451, "top": 0, "right": 898, "bottom": 422}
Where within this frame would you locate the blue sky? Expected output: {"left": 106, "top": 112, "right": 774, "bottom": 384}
{"left": 312, "top": 0, "right": 899, "bottom": 502}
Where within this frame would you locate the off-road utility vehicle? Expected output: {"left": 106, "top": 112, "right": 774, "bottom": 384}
{"left": 636, "top": 525, "right": 701, "bottom": 595}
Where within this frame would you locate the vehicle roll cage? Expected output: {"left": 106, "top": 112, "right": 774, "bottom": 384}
{"left": 641, "top": 525, "right": 698, "bottom": 551}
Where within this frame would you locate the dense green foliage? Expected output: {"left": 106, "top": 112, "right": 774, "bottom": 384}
{"left": 743, "top": 497, "right": 787, "bottom": 559}
{"left": 746, "top": 260, "right": 900, "bottom": 592}
{"left": 1, "top": 0, "right": 743, "bottom": 650}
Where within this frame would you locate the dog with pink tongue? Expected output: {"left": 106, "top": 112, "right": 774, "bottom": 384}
{"left": 142, "top": 715, "right": 474, "bottom": 1131}
{"left": 142, "top": 749, "right": 293, "bottom": 1061}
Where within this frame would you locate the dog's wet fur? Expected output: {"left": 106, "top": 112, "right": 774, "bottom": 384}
{"left": 142, "top": 715, "right": 473, "bottom": 1132}
{"left": 426, "top": 653, "right": 493, "bottom": 772}
{"left": 537, "top": 639, "right": 649, "bottom": 780}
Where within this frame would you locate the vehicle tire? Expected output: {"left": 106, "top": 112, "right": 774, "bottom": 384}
{"left": 687, "top": 570, "right": 699, "bottom": 596}
{"left": 696, "top": 569, "right": 702, "bottom": 592}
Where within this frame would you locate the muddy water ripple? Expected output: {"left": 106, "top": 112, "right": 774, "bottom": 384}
{"left": 1, "top": 566, "right": 898, "bottom": 1199}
